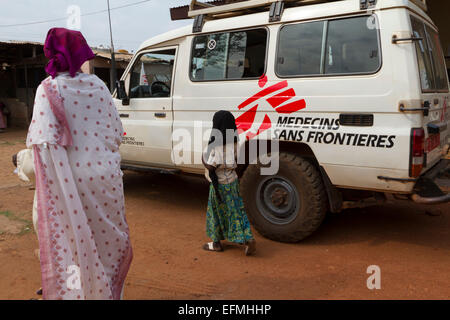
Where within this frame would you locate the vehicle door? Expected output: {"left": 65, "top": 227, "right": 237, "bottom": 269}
{"left": 118, "top": 47, "right": 177, "bottom": 166}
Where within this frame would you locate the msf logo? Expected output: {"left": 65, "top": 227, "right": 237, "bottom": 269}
{"left": 235, "top": 75, "right": 306, "bottom": 140}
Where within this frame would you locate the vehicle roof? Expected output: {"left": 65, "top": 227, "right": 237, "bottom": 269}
{"left": 137, "top": 0, "right": 430, "bottom": 51}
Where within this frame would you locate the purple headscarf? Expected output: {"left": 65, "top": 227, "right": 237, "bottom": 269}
{"left": 44, "top": 28, "right": 95, "bottom": 78}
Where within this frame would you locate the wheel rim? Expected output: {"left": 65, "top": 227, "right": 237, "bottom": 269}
{"left": 256, "top": 176, "right": 300, "bottom": 225}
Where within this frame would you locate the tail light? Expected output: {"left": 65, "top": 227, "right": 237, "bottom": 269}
{"left": 410, "top": 128, "right": 425, "bottom": 177}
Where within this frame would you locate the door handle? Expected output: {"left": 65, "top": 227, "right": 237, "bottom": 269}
{"left": 119, "top": 113, "right": 129, "bottom": 118}
{"left": 154, "top": 112, "right": 166, "bottom": 118}
{"left": 399, "top": 101, "right": 430, "bottom": 116}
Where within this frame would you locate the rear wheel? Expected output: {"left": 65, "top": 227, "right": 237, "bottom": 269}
{"left": 240, "top": 152, "right": 327, "bottom": 242}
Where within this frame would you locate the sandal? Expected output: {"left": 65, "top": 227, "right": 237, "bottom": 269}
{"left": 202, "top": 241, "right": 223, "bottom": 252}
{"left": 244, "top": 239, "right": 256, "bottom": 256}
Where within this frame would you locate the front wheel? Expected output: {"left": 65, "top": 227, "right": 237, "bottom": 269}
{"left": 240, "top": 152, "right": 328, "bottom": 242}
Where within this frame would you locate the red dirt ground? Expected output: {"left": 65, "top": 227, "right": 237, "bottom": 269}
{"left": 0, "top": 129, "right": 449, "bottom": 300}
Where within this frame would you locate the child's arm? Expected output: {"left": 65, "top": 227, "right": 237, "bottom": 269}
{"left": 202, "top": 152, "right": 216, "bottom": 171}
{"left": 203, "top": 148, "right": 224, "bottom": 203}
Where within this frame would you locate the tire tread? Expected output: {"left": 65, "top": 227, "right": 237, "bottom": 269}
{"left": 241, "top": 152, "right": 327, "bottom": 243}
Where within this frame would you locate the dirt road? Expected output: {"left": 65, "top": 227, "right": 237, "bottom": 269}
{"left": 0, "top": 129, "right": 449, "bottom": 300}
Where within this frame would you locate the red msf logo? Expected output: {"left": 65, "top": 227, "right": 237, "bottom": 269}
{"left": 235, "top": 75, "right": 306, "bottom": 140}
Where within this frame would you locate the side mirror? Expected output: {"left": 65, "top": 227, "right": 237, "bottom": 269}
{"left": 117, "top": 80, "right": 130, "bottom": 106}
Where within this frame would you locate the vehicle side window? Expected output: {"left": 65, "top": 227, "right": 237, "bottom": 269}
{"left": 277, "top": 15, "right": 381, "bottom": 77}
{"left": 129, "top": 49, "right": 175, "bottom": 98}
{"left": 191, "top": 29, "right": 267, "bottom": 81}
{"left": 277, "top": 21, "right": 324, "bottom": 76}
{"left": 410, "top": 15, "right": 449, "bottom": 92}
{"left": 411, "top": 16, "right": 435, "bottom": 91}
{"left": 425, "top": 26, "right": 448, "bottom": 91}
{"left": 325, "top": 17, "right": 379, "bottom": 74}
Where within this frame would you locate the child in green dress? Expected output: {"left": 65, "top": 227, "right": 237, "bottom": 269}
{"left": 202, "top": 110, "right": 256, "bottom": 256}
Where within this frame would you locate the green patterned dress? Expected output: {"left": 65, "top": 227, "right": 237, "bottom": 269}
{"left": 206, "top": 179, "right": 254, "bottom": 243}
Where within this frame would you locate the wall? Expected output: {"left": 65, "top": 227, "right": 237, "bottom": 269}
{"left": 1, "top": 98, "right": 29, "bottom": 128}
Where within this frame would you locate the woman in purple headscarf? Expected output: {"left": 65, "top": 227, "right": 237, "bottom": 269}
{"left": 26, "top": 28, "right": 132, "bottom": 300}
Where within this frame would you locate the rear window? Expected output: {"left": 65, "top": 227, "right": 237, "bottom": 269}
{"left": 190, "top": 28, "right": 267, "bottom": 81}
{"left": 276, "top": 15, "right": 381, "bottom": 77}
{"left": 410, "top": 15, "right": 449, "bottom": 92}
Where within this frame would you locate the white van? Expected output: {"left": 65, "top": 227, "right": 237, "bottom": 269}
{"left": 114, "top": 0, "right": 449, "bottom": 242}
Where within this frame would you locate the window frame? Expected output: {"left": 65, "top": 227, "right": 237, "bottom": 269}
{"left": 189, "top": 26, "right": 270, "bottom": 83}
{"left": 275, "top": 14, "right": 383, "bottom": 79}
{"left": 128, "top": 47, "right": 177, "bottom": 99}
{"left": 409, "top": 13, "right": 449, "bottom": 93}
{"left": 427, "top": 26, "right": 450, "bottom": 92}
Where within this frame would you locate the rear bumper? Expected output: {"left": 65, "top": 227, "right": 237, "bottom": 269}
{"left": 410, "top": 158, "right": 450, "bottom": 205}
{"left": 410, "top": 193, "right": 450, "bottom": 204}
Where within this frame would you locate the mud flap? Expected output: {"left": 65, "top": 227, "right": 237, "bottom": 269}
{"left": 411, "top": 159, "right": 450, "bottom": 204}
{"left": 413, "top": 177, "right": 445, "bottom": 198}
{"left": 319, "top": 166, "right": 343, "bottom": 213}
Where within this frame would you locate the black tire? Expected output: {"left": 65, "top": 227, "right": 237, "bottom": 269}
{"left": 240, "top": 152, "right": 327, "bottom": 242}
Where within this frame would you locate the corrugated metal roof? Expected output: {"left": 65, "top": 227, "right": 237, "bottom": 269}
{"left": 0, "top": 41, "right": 132, "bottom": 61}
{"left": 0, "top": 40, "right": 44, "bottom": 46}
{"left": 92, "top": 49, "right": 133, "bottom": 62}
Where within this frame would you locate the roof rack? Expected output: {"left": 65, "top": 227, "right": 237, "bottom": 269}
{"left": 187, "top": 0, "right": 427, "bottom": 32}
{"left": 189, "top": 0, "right": 329, "bottom": 19}
{"left": 409, "top": 0, "right": 427, "bottom": 11}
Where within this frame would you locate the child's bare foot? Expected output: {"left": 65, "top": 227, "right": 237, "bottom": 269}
{"left": 245, "top": 239, "right": 256, "bottom": 256}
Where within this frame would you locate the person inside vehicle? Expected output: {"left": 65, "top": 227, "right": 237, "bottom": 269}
{"left": 202, "top": 110, "right": 256, "bottom": 256}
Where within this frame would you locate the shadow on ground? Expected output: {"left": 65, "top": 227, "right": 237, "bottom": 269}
{"left": 123, "top": 170, "right": 450, "bottom": 252}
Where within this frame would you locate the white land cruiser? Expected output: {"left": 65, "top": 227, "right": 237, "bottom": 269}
{"left": 114, "top": 0, "right": 449, "bottom": 242}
